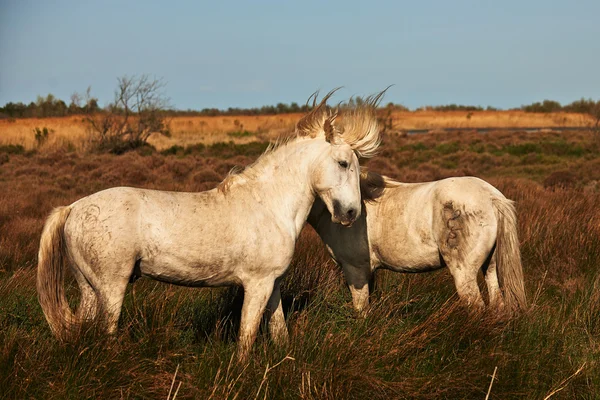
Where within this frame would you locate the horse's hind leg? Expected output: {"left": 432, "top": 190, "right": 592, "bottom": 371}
{"left": 442, "top": 236, "right": 494, "bottom": 310}
{"left": 67, "top": 253, "right": 132, "bottom": 334}
{"left": 445, "top": 257, "right": 485, "bottom": 309}
{"left": 483, "top": 250, "right": 505, "bottom": 311}
{"left": 439, "top": 202, "right": 498, "bottom": 310}
{"left": 95, "top": 275, "right": 130, "bottom": 334}
{"left": 69, "top": 265, "right": 98, "bottom": 323}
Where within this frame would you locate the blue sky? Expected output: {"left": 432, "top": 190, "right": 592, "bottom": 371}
{"left": 1, "top": 0, "right": 599, "bottom": 110}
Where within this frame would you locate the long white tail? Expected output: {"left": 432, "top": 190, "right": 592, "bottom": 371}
{"left": 493, "top": 197, "right": 527, "bottom": 313}
{"left": 37, "top": 206, "right": 75, "bottom": 340}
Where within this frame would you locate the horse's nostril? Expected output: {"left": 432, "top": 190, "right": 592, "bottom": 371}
{"left": 347, "top": 208, "right": 356, "bottom": 219}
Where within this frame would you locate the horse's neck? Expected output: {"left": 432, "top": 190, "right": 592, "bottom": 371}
{"left": 307, "top": 197, "right": 327, "bottom": 230}
{"left": 238, "top": 139, "right": 319, "bottom": 238}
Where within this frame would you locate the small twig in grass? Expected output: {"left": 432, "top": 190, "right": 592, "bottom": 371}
{"left": 254, "top": 355, "right": 295, "bottom": 400}
{"left": 167, "top": 364, "right": 179, "bottom": 400}
{"left": 485, "top": 366, "right": 498, "bottom": 400}
{"left": 543, "top": 362, "right": 586, "bottom": 400}
{"left": 532, "top": 270, "right": 548, "bottom": 307}
{"left": 172, "top": 381, "right": 182, "bottom": 400}
{"left": 209, "top": 353, "right": 249, "bottom": 400}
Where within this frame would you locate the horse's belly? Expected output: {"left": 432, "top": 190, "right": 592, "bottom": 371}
{"left": 375, "top": 242, "right": 442, "bottom": 273}
{"left": 139, "top": 255, "right": 238, "bottom": 287}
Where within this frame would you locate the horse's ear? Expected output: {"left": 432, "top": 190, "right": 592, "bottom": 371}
{"left": 324, "top": 111, "right": 341, "bottom": 144}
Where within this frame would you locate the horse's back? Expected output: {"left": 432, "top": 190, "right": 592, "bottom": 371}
{"left": 65, "top": 186, "right": 209, "bottom": 242}
{"left": 431, "top": 176, "right": 505, "bottom": 206}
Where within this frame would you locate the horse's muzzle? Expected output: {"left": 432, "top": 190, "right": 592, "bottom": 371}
{"left": 332, "top": 203, "right": 358, "bottom": 227}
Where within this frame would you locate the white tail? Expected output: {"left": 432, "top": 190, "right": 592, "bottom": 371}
{"left": 493, "top": 197, "right": 527, "bottom": 313}
{"left": 37, "top": 206, "right": 75, "bottom": 340}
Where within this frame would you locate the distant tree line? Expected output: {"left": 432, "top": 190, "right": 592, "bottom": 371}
{"left": 0, "top": 95, "right": 318, "bottom": 119}
{"left": 0, "top": 93, "right": 101, "bottom": 119}
{"left": 416, "top": 105, "right": 498, "bottom": 112}
{"left": 521, "top": 98, "right": 599, "bottom": 114}
{"left": 1, "top": 93, "right": 599, "bottom": 119}
{"left": 173, "top": 102, "right": 312, "bottom": 117}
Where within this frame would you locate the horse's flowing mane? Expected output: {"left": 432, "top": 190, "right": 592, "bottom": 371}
{"left": 337, "top": 91, "right": 386, "bottom": 158}
{"left": 218, "top": 89, "right": 385, "bottom": 194}
{"left": 295, "top": 89, "right": 384, "bottom": 158}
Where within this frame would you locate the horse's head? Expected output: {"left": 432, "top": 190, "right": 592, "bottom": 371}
{"left": 311, "top": 127, "right": 362, "bottom": 226}
{"left": 297, "top": 89, "right": 384, "bottom": 227}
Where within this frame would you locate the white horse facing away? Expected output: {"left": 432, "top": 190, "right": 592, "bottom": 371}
{"left": 308, "top": 171, "right": 526, "bottom": 315}
{"left": 37, "top": 92, "right": 382, "bottom": 360}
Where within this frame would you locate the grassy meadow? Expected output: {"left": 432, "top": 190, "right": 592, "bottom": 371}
{"left": 1, "top": 114, "right": 600, "bottom": 399}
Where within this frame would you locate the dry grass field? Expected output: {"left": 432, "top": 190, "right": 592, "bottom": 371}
{"left": 0, "top": 110, "right": 594, "bottom": 151}
{"left": 1, "top": 115, "right": 599, "bottom": 398}
{"left": 387, "top": 109, "right": 593, "bottom": 130}
{"left": 0, "top": 114, "right": 303, "bottom": 151}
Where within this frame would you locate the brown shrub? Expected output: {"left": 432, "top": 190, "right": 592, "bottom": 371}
{"left": 365, "top": 158, "right": 397, "bottom": 176}
{"left": 77, "top": 161, "right": 101, "bottom": 172}
{"left": 543, "top": 170, "right": 578, "bottom": 189}
{"left": 142, "top": 155, "right": 165, "bottom": 170}
{"left": 123, "top": 167, "right": 153, "bottom": 185}
{"left": 56, "top": 175, "right": 76, "bottom": 190}
{"left": 213, "top": 160, "right": 240, "bottom": 176}
{"left": 163, "top": 159, "right": 195, "bottom": 179}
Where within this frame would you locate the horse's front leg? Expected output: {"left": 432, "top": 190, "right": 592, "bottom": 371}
{"left": 238, "top": 277, "right": 275, "bottom": 362}
{"left": 266, "top": 277, "right": 289, "bottom": 347}
{"left": 342, "top": 263, "right": 371, "bottom": 317}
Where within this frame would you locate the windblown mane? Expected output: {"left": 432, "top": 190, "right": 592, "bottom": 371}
{"left": 294, "top": 88, "right": 340, "bottom": 139}
{"left": 218, "top": 89, "right": 385, "bottom": 194}
{"left": 360, "top": 168, "right": 401, "bottom": 202}
{"left": 337, "top": 90, "right": 387, "bottom": 159}
{"left": 296, "top": 88, "right": 386, "bottom": 158}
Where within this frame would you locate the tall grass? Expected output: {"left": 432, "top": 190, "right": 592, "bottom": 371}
{"left": 1, "top": 129, "right": 599, "bottom": 398}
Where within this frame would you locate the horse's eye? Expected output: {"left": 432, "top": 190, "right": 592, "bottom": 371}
{"left": 338, "top": 160, "right": 349, "bottom": 169}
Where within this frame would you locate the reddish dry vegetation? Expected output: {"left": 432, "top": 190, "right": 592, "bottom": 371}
{"left": 1, "top": 128, "right": 599, "bottom": 399}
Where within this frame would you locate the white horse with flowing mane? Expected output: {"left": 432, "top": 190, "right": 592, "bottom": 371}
{"left": 37, "top": 91, "right": 382, "bottom": 360}
{"left": 308, "top": 171, "right": 526, "bottom": 315}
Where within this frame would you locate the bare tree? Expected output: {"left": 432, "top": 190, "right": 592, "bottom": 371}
{"left": 84, "top": 75, "right": 171, "bottom": 153}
